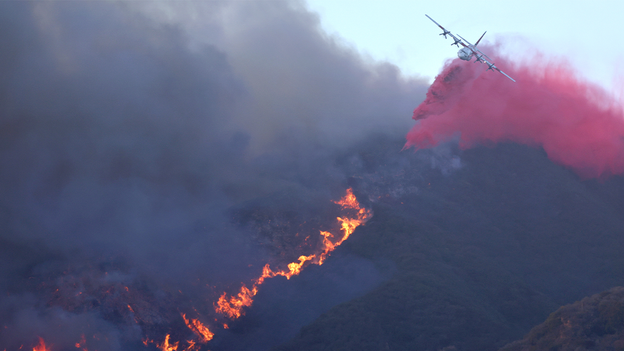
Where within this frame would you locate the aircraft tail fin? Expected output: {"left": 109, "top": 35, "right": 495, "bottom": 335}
{"left": 475, "top": 31, "right": 487, "bottom": 46}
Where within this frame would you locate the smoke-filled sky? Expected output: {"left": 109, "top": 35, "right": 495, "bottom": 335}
{"left": 0, "top": 1, "right": 427, "bottom": 350}
{"left": 0, "top": 0, "right": 425, "bottom": 258}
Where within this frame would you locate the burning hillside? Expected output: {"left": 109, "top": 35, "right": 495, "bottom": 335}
{"left": 7, "top": 1, "right": 624, "bottom": 351}
{"left": 215, "top": 188, "right": 372, "bottom": 322}
{"left": 1, "top": 188, "right": 372, "bottom": 351}
{"left": 0, "top": 1, "right": 422, "bottom": 350}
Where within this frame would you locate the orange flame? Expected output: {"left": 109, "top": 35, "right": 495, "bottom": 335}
{"left": 143, "top": 314, "right": 212, "bottom": 351}
{"left": 181, "top": 314, "right": 214, "bottom": 343}
{"left": 159, "top": 334, "right": 178, "bottom": 351}
{"left": 215, "top": 188, "right": 371, "bottom": 320}
{"left": 33, "top": 338, "right": 50, "bottom": 351}
{"left": 215, "top": 284, "right": 257, "bottom": 319}
{"left": 333, "top": 187, "right": 359, "bottom": 208}
{"left": 184, "top": 340, "right": 200, "bottom": 351}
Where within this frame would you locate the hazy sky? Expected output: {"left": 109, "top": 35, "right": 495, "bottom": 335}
{"left": 306, "top": 0, "right": 624, "bottom": 91}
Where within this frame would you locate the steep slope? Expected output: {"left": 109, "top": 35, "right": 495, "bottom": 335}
{"left": 500, "top": 287, "right": 624, "bottom": 351}
{"left": 273, "top": 140, "right": 624, "bottom": 351}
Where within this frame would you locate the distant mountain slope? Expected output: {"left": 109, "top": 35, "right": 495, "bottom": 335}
{"left": 500, "top": 286, "right": 624, "bottom": 351}
{"left": 273, "top": 140, "right": 624, "bottom": 351}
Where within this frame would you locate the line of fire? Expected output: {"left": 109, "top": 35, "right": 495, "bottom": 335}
{"left": 17, "top": 188, "right": 372, "bottom": 351}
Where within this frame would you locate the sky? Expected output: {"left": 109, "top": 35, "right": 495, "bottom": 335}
{"left": 306, "top": 0, "right": 624, "bottom": 92}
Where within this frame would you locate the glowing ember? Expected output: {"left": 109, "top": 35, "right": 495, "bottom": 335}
{"left": 215, "top": 188, "right": 372, "bottom": 320}
{"left": 33, "top": 338, "right": 50, "bottom": 351}
{"left": 74, "top": 334, "right": 87, "bottom": 350}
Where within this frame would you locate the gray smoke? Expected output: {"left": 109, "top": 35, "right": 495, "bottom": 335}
{"left": 0, "top": 1, "right": 427, "bottom": 349}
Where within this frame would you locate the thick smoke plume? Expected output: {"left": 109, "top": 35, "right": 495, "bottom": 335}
{"left": 0, "top": 1, "right": 427, "bottom": 350}
{"left": 405, "top": 52, "right": 624, "bottom": 178}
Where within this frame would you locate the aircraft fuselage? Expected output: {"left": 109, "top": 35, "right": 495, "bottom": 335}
{"left": 458, "top": 47, "right": 473, "bottom": 61}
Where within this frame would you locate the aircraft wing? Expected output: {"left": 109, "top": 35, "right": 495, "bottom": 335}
{"left": 456, "top": 33, "right": 473, "bottom": 47}
{"left": 483, "top": 58, "right": 516, "bottom": 82}
{"left": 474, "top": 47, "right": 493, "bottom": 62}
{"left": 425, "top": 14, "right": 466, "bottom": 47}
{"left": 426, "top": 15, "right": 515, "bottom": 82}
{"left": 494, "top": 67, "right": 516, "bottom": 82}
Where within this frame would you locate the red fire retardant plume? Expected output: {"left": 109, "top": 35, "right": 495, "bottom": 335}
{"left": 405, "top": 53, "right": 624, "bottom": 179}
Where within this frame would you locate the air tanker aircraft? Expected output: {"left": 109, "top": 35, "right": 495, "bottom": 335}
{"left": 426, "top": 14, "right": 516, "bottom": 82}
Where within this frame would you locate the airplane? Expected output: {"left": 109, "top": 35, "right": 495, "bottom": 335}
{"left": 425, "top": 14, "right": 516, "bottom": 82}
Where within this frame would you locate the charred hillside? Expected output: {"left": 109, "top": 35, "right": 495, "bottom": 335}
{"left": 273, "top": 140, "right": 624, "bottom": 351}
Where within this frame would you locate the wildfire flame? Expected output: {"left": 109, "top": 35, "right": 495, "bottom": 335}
{"left": 184, "top": 340, "right": 198, "bottom": 351}
{"left": 159, "top": 334, "right": 179, "bottom": 351}
{"left": 181, "top": 314, "right": 214, "bottom": 344}
{"left": 215, "top": 188, "right": 371, "bottom": 320}
{"left": 33, "top": 338, "right": 50, "bottom": 351}
{"left": 141, "top": 314, "right": 213, "bottom": 351}
{"left": 26, "top": 189, "right": 370, "bottom": 350}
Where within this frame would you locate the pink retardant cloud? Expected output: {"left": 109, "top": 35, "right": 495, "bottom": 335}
{"left": 405, "top": 53, "right": 624, "bottom": 179}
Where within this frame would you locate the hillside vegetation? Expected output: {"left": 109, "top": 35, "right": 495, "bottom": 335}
{"left": 501, "top": 287, "right": 624, "bottom": 351}
{"left": 272, "top": 139, "right": 624, "bottom": 351}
